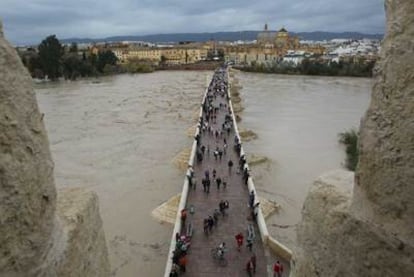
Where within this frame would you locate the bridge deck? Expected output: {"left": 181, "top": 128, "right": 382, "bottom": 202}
{"left": 173, "top": 69, "right": 289, "bottom": 276}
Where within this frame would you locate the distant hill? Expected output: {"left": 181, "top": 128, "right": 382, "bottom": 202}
{"left": 61, "top": 31, "right": 383, "bottom": 44}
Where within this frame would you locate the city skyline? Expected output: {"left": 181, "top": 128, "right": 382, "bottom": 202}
{"left": 2, "top": 0, "right": 385, "bottom": 45}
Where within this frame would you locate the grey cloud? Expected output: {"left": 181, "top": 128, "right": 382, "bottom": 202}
{"left": 1, "top": 0, "right": 385, "bottom": 45}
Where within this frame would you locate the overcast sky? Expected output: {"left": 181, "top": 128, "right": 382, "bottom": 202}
{"left": 1, "top": 0, "right": 385, "bottom": 45}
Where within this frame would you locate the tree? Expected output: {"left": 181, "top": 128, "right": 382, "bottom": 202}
{"left": 38, "top": 35, "right": 63, "bottom": 80}
{"left": 96, "top": 50, "right": 118, "bottom": 73}
{"left": 62, "top": 53, "right": 82, "bottom": 80}
{"left": 69, "top": 42, "right": 78, "bottom": 53}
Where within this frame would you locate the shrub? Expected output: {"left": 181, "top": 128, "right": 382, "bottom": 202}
{"left": 339, "top": 129, "right": 359, "bottom": 171}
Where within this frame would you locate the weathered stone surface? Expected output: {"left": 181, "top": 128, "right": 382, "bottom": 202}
{"left": 52, "top": 188, "right": 110, "bottom": 277}
{"left": 0, "top": 21, "right": 110, "bottom": 276}
{"left": 352, "top": 0, "right": 414, "bottom": 242}
{"left": 295, "top": 170, "right": 414, "bottom": 277}
{"left": 294, "top": 1, "right": 414, "bottom": 276}
{"left": 172, "top": 147, "right": 191, "bottom": 171}
{"left": 239, "top": 129, "right": 258, "bottom": 141}
{"left": 0, "top": 20, "right": 56, "bottom": 274}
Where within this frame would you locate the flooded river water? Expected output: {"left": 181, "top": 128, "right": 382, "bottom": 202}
{"left": 235, "top": 72, "right": 371, "bottom": 250}
{"left": 35, "top": 71, "right": 371, "bottom": 276}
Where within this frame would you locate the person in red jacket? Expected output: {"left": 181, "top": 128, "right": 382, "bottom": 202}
{"left": 180, "top": 208, "right": 187, "bottom": 226}
{"left": 179, "top": 255, "right": 187, "bottom": 273}
{"left": 273, "top": 260, "right": 283, "bottom": 277}
{"left": 235, "top": 232, "right": 244, "bottom": 251}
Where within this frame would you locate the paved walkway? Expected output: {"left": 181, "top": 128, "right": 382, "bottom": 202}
{"left": 174, "top": 68, "right": 288, "bottom": 276}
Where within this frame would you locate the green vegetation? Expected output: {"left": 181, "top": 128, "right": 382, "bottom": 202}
{"left": 38, "top": 35, "right": 64, "bottom": 80}
{"left": 119, "top": 58, "right": 155, "bottom": 73}
{"left": 19, "top": 35, "right": 120, "bottom": 80}
{"left": 239, "top": 59, "right": 376, "bottom": 77}
{"left": 339, "top": 129, "right": 359, "bottom": 171}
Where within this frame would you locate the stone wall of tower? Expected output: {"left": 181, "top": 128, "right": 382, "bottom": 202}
{"left": 351, "top": 0, "right": 414, "bottom": 242}
{"left": 293, "top": 1, "right": 414, "bottom": 276}
{"left": 0, "top": 21, "right": 110, "bottom": 277}
{"left": 0, "top": 20, "right": 57, "bottom": 274}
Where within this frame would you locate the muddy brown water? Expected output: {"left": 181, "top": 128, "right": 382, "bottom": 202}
{"left": 35, "top": 71, "right": 371, "bottom": 276}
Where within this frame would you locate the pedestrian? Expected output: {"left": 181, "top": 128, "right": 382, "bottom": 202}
{"left": 246, "top": 238, "right": 253, "bottom": 251}
{"left": 172, "top": 250, "right": 180, "bottom": 265}
{"left": 202, "top": 178, "right": 207, "bottom": 192}
{"left": 208, "top": 216, "right": 214, "bottom": 232}
{"left": 197, "top": 150, "right": 203, "bottom": 162}
{"left": 251, "top": 254, "right": 256, "bottom": 273}
{"left": 236, "top": 142, "right": 241, "bottom": 155}
{"left": 204, "top": 218, "right": 209, "bottom": 235}
{"left": 249, "top": 190, "right": 255, "bottom": 208}
{"left": 212, "top": 168, "right": 217, "bottom": 179}
{"left": 213, "top": 209, "right": 220, "bottom": 226}
{"left": 195, "top": 133, "right": 200, "bottom": 145}
{"left": 213, "top": 150, "right": 218, "bottom": 160}
{"left": 169, "top": 264, "right": 179, "bottom": 277}
{"left": 216, "top": 177, "right": 222, "bottom": 190}
{"left": 219, "top": 200, "right": 226, "bottom": 216}
{"left": 186, "top": 166, "right": 194, "bottom": 188}
{"left": 273, "top": 260, "right": 283, "bottom": 277}
{"left": 178, "top": 255, "right": 187, "bottom": 273}
{"left": 180, "top": 209, "right": 187, "bottom": 227}
{"left": 223, "top": 180, "right": 227, "bottom": 190}
{"left": 252, "top": 202, "right": 260, "bottom": 221}
{"left": 239, "top": 155, "right": 246, "bottom": 170}
{"left": 228, "top": 159, "right": 233, "bottom": 173}
{"left": 180, "top": 241, "right": 188, "bottom": 255}
{"left": 235, "top": 232, "right": 244, "bottom": 251}
{"left": 206, "top": 178, "right": 210, "bottom": 193}
{"left": 246, "top": 259, "right": 254, "bottom": 277}
{"left": 243, "top": 168, "right": 250, "bottom": 185}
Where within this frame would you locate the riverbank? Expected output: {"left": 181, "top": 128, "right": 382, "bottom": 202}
{"left": 156, "top": 61, "right": 221, "bottom": 71}
{"left": 235, "top": 59, "right": 376, "bottom": 78}
{"left": 31, "top": 61, "right": 221, "bottom": 83}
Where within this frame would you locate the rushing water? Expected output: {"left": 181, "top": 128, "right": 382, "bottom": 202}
{"left": 36, "top": 72, "right": 210, "bottom": 277}
{"left": 236, "top": 72, "right": 372, "bottom": 250}
{"left": 35, "top": 71, "right": 371, "bottom": 276}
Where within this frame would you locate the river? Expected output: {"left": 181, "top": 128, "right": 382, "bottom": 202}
{"left": 235, "top": 72, "right": 371, "bottom": 250}
{"left": 35, "top": 71, "right": 371, "bottom": 276}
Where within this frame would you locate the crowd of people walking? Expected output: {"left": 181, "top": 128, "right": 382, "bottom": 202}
{"left": 169, "top": 66, "right": 285, "bottom": 276}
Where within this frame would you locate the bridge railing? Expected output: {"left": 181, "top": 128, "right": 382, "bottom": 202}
{"left": 226, "top": 68, "right": 294, "bottom": 267}
{"left": 163, "top": 76, "right": 210, "bottom": 277}
{"left": 164, "top": 68, "right": 294, "bottom": 276}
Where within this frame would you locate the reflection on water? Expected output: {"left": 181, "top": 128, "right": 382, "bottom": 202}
{"left": 236, "top": 72, "right": 372, "bottom": 250}
{"left": 36, "top": 71, "right": 371, "bottom": 275}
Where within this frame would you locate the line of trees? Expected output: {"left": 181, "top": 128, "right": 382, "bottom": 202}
{"left": 20, "top": 35, "right": 118, "bottom": 80}
{"left": 239, "top": 59, "right": 376, "bottom": 77}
